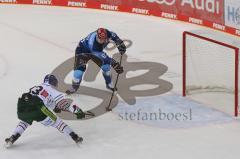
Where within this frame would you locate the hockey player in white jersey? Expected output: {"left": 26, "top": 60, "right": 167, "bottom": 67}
{"left": 4, "top": 74, "right": 87, "bottom": 148}
{"left": 30, "top": 74, "right": 88, "bottom": 118}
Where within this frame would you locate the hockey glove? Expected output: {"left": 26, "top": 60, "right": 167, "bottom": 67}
{"left": 116, "top": 39, "right": 126, "bottom": 55}
{"left": 111, "top": 60, "right": 123, "bottom": 74}
{"left": 75, "top": 109, "right": 86, "bottom": 119}
{"left": 53, "top": 107, "right": 61, "bottom": 113}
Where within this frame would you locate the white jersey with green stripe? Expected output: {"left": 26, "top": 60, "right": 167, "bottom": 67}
{"left": 29, "top": 83, "right": 82, "bottom": 114}
{"left": 29, "top": 83, "right": 65, "bottom": 111}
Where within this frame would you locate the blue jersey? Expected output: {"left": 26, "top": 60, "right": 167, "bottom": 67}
{"left": 77, "top": 29, "right": 121, "bottom": 54}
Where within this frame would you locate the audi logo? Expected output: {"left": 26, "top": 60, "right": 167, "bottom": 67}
{"left": 138, "top": 0, "right": 176, "bottom": 6}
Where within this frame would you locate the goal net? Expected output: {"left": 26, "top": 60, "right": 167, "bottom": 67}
{"left": 183, "top": 30, "right": 240, "bottom": 116}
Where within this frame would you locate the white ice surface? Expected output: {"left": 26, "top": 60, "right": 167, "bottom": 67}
{"left": 114, "top": 95, "right": 234, "bottom": 129}
{"left": 0, "top": 4, "right": 240, "bottom": 159}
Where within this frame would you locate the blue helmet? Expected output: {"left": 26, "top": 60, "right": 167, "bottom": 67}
{"left": 44, "top": 74, "right": 58, "bottom": 87}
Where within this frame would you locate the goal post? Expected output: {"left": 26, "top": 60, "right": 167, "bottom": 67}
{"left": 182, "top": 31, "right": 240, "bottom": 117}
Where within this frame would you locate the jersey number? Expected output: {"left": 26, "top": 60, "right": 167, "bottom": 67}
{"left": 101, "top": 54, "right": 107, "bottom": 59}
{"left": 30, "top": 86, "right": 43, "bottom": 95}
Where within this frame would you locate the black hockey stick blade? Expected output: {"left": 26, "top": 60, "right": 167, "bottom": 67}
{"left": 84, "top": 111, "right": 95, "bottom": 117}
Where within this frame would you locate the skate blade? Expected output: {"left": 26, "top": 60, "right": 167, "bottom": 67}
{"left": 4, "top": 142, "right": 13, "bottom": 149}
{"left": 75, "top": 141, "right": 83, "bottom": 147}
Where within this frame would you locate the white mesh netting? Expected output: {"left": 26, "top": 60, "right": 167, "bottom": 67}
{"left": 184, "top": 30, "right": 240, "bottom": 116}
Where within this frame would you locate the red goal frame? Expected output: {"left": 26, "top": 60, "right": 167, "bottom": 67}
{"left": 182, "top": 31, "right": 240, "bottom": 117}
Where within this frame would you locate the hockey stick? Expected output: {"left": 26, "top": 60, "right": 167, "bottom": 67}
{"left": 84, "top": 111, "right": 95, "bottom": 117}
{"left": 106, "top": 54, "right": 123, "bottom": 111}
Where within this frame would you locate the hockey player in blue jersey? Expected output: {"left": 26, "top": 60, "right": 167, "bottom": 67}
{"left": 66, "top": 28, "right": 126, "bottom": 94}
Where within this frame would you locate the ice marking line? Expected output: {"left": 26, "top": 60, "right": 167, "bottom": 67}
{"left": 0, "top": 21, "right": 73, "bottom": 53}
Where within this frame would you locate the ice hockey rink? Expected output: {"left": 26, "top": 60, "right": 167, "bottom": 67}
{"left": 1, "top": 4, "right": 240, "bottom": 159}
